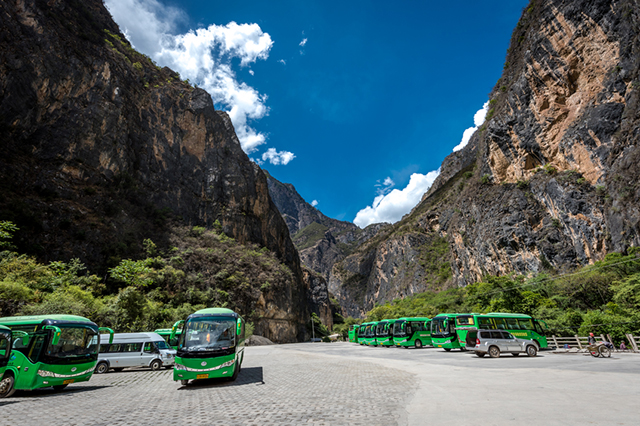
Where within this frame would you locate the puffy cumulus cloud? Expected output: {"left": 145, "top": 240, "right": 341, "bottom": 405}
{"left": 299, "top": 38, "right": 308, "bottom": 47}
{"left": 354, "top": 170, "right": 440, "bottom": 228}
{"left": 262, "top": 148, "right": 296, "bottom": 165}
{"left": 311, "top": 200, "right": 319, "bottom": 207}
{"left": 453, "top": 101, "right": 489, "bottom": 152}
{"left": 278, "top": 59, "right": 286, "bottom": 65}
{"left": 104, "top": 0, "right": 284, "bottom": 156}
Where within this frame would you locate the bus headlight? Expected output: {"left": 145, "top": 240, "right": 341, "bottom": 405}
{"left": 175, "top": 364, "right": 186, "bottom": 370}
{"left": 38, "top": 369, "right": 56, "bottom": 378}
{"left": 219, "top": 359, "right": 235, "bottom": 368}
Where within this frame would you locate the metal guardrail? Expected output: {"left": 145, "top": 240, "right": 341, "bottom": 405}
{"left": 547, "top": 334, "right": 639, "bottom": 353}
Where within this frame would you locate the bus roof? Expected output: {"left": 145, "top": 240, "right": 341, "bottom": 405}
{"left": 100, "top": 332, "right": 165, "bottom": 343}
{"left": 0, "top": 314, "right": 96, "bottom": 326}
{"left": 154, "top": 328, "right": 181, "bottom": 334}
{"left": 481, "top": 313, "right": 533, "bottom": 318}
{"left": 192, "top": 307, "right": 237, "bottom": 316}
{"left": 432, "top": 313, "right": 471, "bottom": 318}
{"left": 395, "top": 317, "right": 430, "bottom": 321}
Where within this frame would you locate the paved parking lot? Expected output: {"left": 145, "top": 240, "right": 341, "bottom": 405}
{"left": 1, "top": 343, "right": 638, "bottom": 425}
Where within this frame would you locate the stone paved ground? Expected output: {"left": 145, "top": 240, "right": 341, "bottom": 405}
{"left": 0, "top": 345, "right": 417, "bottom": 426}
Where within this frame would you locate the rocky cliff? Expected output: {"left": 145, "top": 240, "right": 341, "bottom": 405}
{"left": 0, "top": 0, "right": 312, "bottom": 341}
{"left": 329, "top": 0, "right": 640, "bottom": 317}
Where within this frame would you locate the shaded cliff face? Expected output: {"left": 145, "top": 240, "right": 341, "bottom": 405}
{"left": 330, "top": 0, "right": 640, "bottom": 317}
{"left": 0, "top": 0, "right": 308, "bottom": 342}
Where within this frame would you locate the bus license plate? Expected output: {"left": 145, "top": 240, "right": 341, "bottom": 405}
{"left": 196, "top": 374, "right": 208, "bottom": 379}
{"left": 63, "top": 379, "right": 74, "bottom": 385}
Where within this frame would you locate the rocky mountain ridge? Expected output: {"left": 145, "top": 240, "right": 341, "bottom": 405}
{"left": 0, "top": 0, "right": 325, "bottom": 341}
{"left": 325, "top": 0, "right": 640, "bottom": 317}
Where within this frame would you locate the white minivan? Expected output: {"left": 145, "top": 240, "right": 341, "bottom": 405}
{"left": 95, "top": 332, "right": 177, "bottom": 374}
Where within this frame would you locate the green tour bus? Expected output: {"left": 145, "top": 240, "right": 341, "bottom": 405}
{"left": 357, "top": 322, "right": 370, "bottom": 345}
{"left": 431, "top": 313, "right": 470, "bottom": 351}
{"left": 363, "top": 321, "right": 379, "bottom": 346}
{"left": 0, "top": 315, "right": 113, "bottom": 396}
{"left": 375, "top": 319, "right": 397, "bottom": 347}
{"left": 0, "top": 325, "right": 27, "bottom": 397}
{"left": 393, "top": 317, "right": 431, "bottom": 348}
{"left": 348, "top": 324, "right": 360, "bottom": 343}
{"left": 455, "top": 313, "right": 548, "bottom": 349}
{"left": 171, "top": 308, "right": 245, "bottom": 385}
{"left": 154, "top": 328, "right": 182, "bottom": 350}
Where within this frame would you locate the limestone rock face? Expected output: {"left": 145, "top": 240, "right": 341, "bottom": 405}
{"left": 329, "top": 0, "right": 640, "bottom": 317}
{"left": 0, "top": 0, "right": 309, "bottom": 342}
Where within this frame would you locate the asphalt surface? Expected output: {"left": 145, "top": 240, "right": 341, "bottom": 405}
{"left": 1, "top": 342, "right": 638, "bottom": 425}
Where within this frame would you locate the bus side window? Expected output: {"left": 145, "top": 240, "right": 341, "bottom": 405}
{"left": 493, "top": 318, "right": 507, "bottom": 330}
{"left": 518, "top": 319, "right": 535, "bottom": 330}
{"left": 478, "top": 317, "right": 494, "bottom": 329}
{"left": 28, "top": 335, "right": 45, "bottom": 363}
{"left": 505, "top": 318, "right": 519, "bottom": 330}
{"left": 100, "top": 344, "right": 111, "bottom": 353}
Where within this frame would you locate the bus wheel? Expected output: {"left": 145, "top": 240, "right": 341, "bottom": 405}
{"left": 415, "top": 340, "right": 423, "bottom": 349}
{"left": 180, "top": 380, "right": 189, "bottom": 386}
{"left": 150, "top": 360, "right": 162, "bottom": 371}
{"left": 95, "top": 362, "right": 109, "bottom": 374}
{"left": 0, "top": 375, "right": 16, "bottom": 398}
{"left": 52, "top": 384, "right": 68, "bottom": 391}
{"left": 229, "top": 362, "right": 239, "bottom": 382}
{"left": 488, "top": 346, "right": 500, "bottom": 358}
{"left": 443, "top": 348, "right": 451, "bottom": 352}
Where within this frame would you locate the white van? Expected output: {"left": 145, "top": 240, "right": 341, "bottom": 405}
{"left": 95, "top": 332, "right": 176, "bottom": 374}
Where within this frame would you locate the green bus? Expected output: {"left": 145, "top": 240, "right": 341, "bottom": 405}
{"left": 363, "top": 321, "right": 379, "bottom": 346}
{"left": 393, "top": 317, "right": 431, "bottom": 348}
{"left": 348, "top": 324, "right": 360, "bottom": 343}
{"left": 154, "top": 328, "right": 182, "bottom": 350}
{"left": 0, "top": 325, "right": 27, "bottom": 397}
{"left": 431, "top": 313, "right": 470, "bottom": 351}
{"left": 375, "top": 319, "right": 397, "bottom": 347}
{"left": 455, "top": 313, "right": 548, "bottom": 349}
{"left": 0, "top": 315, "right": 113, "bottom": 396}
{"left": 171, "top": 308, "right": 245, "bottom": 385}
{"left": 357, "top": 322, "right": 370, "bottom": 345}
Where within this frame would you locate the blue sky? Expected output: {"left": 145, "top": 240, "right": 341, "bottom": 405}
{"left": 105, "top": 0, "right": 528, "bottom": 227}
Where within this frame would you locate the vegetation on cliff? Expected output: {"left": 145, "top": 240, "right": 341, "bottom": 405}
{"left": 364, "top": 248, "right": 640, "bottom": 342}
{"left": 0, "top": 221, "right": 294, "bottom": 332}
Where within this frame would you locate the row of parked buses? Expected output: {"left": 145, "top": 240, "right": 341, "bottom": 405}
{"left": 0, "top": 307, "right": 245, "bottom": 397}
{"left": 349, "top": 313, "right": 548, "bottom": 351}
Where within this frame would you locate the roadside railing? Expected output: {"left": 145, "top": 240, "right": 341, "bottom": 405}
{"left": 547, "top": 334, "right": 640, "bottom": 353}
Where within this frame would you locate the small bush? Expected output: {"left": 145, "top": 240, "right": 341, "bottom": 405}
{"left": 133, "top": 62, "right": 143, "bottom": 72}
{"left": 481, "top": 174, "right": 491, "bottom": 185}
{"left": 551, "top": 218, "right": 562, "bottom": 228}
{"left": 576, "top": 177, "right": 586, "bottom": 185}
{"left": 516, "top": 180, "right": 529, "bottom": 189}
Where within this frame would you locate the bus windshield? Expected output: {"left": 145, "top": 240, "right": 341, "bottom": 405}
{"left": 44, "top": 326, "right": 99, "bottom": 364}
{"left": 393, "top": 321, "right": 406, "bottom": 337}
{"left": 182, "top": 317, "right": 236, "bottom": 351}
{"left": 431, "top": 317, "right": 455, "bottom": 337}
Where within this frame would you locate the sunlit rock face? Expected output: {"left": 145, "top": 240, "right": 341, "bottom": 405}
{"left": 327, "top": 0, "right": 640, "bottom": 317}
{"left": 0, "top": 0, "right": 312, "bottom": 342}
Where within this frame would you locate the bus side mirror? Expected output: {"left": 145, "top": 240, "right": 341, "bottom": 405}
{"left": 12, "top": 331, "right": 29, "bottom": 346}
{"left": 99, "top": 327, "right": 114, "bottom": 344}
{"left": 44, "top": 326, "right": 62, "bottom": 346}
{"left": 237, "top": 319, "right": 242, "bottom": 337}
{"left": 171, "top": 320, "right": 185, "bottom": 344}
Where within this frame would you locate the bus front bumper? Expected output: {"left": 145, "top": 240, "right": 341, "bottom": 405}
{"left": 173, "top": 357, "right": 235, "bottom": 381}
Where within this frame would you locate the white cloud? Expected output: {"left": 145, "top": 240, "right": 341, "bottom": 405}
{"left": 311, "top": 200, "right": 319, "bottom": 207}
{"left": 354, "top": 170, "right": 440, "bottom": 228}
{"left": 375, "top": 177, "right": 395, "bottom": 195}
{"left": 249, "top": 70, "right": 254, "bottom": 75}
{"left": 262, "top": 148, "right": 296, "bottom": 165}
{"left": 453, "top": 101, "right": 489, "bottom": 152}
{"left": 278, "top": 59, "right": 286, "bottom": 65}
{"left": 299, "top": 38, "right": 308, "bottom": 47}
{"left": 353, "top": 100, "right": 491, "bottom": 228}
{"left": 104, "top": 0, "right": 290, "bottom": 157}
